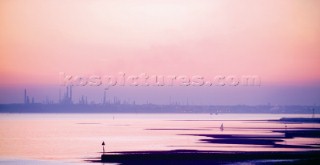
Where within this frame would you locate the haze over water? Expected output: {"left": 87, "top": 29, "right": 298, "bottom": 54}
{"left": 1, "top": 0, "right": 320, "bottom": 164}
{"left": 1, "top": 0, "right": 320, "bottom": 105}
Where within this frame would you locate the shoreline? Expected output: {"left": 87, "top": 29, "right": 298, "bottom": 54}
{"left": 99, "top": 150, "right": 320, "bottom": 164}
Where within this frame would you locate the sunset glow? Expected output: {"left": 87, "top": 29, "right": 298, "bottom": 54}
{"left": 0, "top": 0, "right": 320, "bottom": 104}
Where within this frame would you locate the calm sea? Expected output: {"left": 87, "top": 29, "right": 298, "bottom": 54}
{"left": 0, "top": 113, "right": 319, "bottom": 165}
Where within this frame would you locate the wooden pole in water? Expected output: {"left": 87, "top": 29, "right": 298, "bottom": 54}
{"left": 102, "top": 141, "right": 105, "bottom": 153}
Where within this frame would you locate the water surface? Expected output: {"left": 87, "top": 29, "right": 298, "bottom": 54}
{"left": 0, "top": 113, "right": 319, "bottom": 164}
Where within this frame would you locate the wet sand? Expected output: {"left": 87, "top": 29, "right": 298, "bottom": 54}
{"left": 97, "top": 150, "right": 320, "bottom": 164}
{"left": 95, "top": 118, "right": 320, "bottom": 164}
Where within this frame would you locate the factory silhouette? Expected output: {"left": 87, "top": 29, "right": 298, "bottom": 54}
{"left": 0, "top": 86, "right": 317, "bottom": 114}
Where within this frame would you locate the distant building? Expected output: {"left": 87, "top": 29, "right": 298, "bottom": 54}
{"left": 24, "top": 89, "right": 30, "bottom": 104}
{"left": 60, "top": 85, "right": 73, "bottom": 105}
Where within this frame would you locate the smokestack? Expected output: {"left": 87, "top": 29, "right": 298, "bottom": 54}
{"left": 66, "top": 86, "right": 69, "bottom": 99}
{"left": 59, "top": 89, "right": 61, "bottom": 104}
{"left": 103, "top": 90, "right": 106, "bottom": 105}
{"left": 24, "top": 89, "right": 27, "bottom": 104}
{"left": 70, "top": 85, "right": 72, "bottom": 103}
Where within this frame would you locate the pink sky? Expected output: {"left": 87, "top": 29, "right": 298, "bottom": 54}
{"left": 0, "top": 0, "right": 320, "bottom": 104}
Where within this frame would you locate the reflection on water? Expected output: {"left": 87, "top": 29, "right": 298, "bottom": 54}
{"left": 0, "top": 159, "right": 80, "bottom": 165}
{"left": 0, "top": 113, "right": 319, "bottom": 163}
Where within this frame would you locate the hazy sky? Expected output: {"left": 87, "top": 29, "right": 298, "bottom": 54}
{"left": 0, "top": 0, "right": 319, "bottom": 105}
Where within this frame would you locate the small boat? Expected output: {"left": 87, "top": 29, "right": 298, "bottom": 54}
{"left": 220, "top": 123, "right": 224, "bottom": 131}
